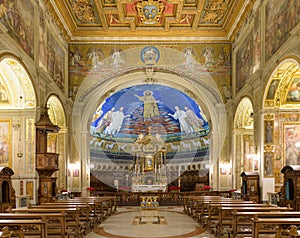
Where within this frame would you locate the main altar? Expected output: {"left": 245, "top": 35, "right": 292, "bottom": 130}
{"left": 131, "top": 131, "right": 167, "bottom": 192}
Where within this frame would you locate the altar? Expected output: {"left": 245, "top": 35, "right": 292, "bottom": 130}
{"left": 131, "top": 184, "right": 167, "bottom": 192}
{"left": 131, "top": 130, "right": 168, "bottom": 192}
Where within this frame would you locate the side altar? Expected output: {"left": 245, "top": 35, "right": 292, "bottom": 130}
{"left": 131, "top": 131, "right": 168, "bottom": 192}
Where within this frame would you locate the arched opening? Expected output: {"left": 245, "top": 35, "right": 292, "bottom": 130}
{"left": 263, "top": 58, "right": 300, "bottom": 193}
{"left": 71, "top": 46, "right": 227, "bottom": 194}
{"left": 0, "top": 56, "right": 36, "bottom": 203}
{"left": 233, "top": 97, "right": 254, "bottom": 189}
{"left": 46, "top": 95, "right": 67, "bottom": 193}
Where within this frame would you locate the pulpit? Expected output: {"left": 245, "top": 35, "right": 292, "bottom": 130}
{"left": 35, "top": 107, "right": 60, "bottom": 204}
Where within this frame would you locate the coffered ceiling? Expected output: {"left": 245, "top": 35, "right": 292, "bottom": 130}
{"left": 48, "top": 0, "right": 250, "bottom": 42}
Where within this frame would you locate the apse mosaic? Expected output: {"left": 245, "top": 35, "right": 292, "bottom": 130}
{"left": 90, "top": 84, "right": 209, "bottom": 143}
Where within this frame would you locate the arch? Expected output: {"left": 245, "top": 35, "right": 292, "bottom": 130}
{"left": 233, "top": 97, "right": 254, "bottom": 189}
{"left": 47, "top": 95, "right": 66, "bottom": 127}
{"left": 234, "top": 97, "right": 254, "bottom": 129}
{"left": 46, "top": 95, "right": 67, "bottom": 193}
{"left": 264, "top": 57, "right": 300, "bottom": 108}
{"left": 72, "top": 46, "right": 227, "bottom": 192}
{"left": 0, "top": 56, "right": 36, "bottom": 108}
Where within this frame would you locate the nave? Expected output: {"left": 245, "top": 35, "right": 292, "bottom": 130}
{"left": 86, "top": 206, "right": 213, "bottom": 238}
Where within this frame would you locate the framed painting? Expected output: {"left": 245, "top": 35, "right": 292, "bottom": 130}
{"left": 264, "top": 152, "right": 274, "bottom": 177}
{"left": 73, "top": 169, "right": 79, "bottom": 177}
{"left": 220, "top": 167, "right": 227, "bottom": 175}
{"left": 0, "top": 120, "right": 11, "bottom": 167}
{"left": 283, "top": 123, "right": 300, "bottom": 165}
{"left": 264, "top": 120, "right": 274, "bottom": 144}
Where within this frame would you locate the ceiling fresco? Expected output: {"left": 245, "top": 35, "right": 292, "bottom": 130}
{"left": 48, "top": 0, "right": 248, "bottom": 40}
{"left": 90, "top": 84, "right": 209, "bottom": 143}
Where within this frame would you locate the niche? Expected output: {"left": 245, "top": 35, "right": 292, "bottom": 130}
{"left": 0, "top": 167, "right": 16, "bottom": 212}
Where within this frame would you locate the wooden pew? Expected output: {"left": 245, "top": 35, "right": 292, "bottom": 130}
{"left": 0, "top": 227, "right": 11, "bottom": 238}
{"left": 0, "top": 212, "right": 66, "bottom": 237}
{"left": 252, "top": 217, "right": 300, "bottom": 238}
{"left": 43, "top": 201, "right": 102, "bottom": 227}
{"left": 0, "top": 219, "right": 47, "bottom": 238}
{"left": 10, "top": 207, "right": 81, "bottom": 238}
{"left": 211, "top": 205, "right": 293, "bottom": 237}
{"left": 194, "top": 199, "right": 254, "bottom": 223}
{"left": 233, "top": 211, "right": 300, "bottom": 237}
{"left": 184, "top": 195, "right": 241, "bottom": 217}
{"left": 70, "top": 196, "right": 117, "bottom": 216}
{"left": 29, "top": 204, "right": 92, "bottom": 236}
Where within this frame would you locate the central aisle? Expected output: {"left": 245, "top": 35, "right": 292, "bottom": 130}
{"left": 86, "top": 206, "right": 215, "bottom": 238}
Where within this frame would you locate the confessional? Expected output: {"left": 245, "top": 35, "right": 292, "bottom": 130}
{"left": 240, "top": 171, "right": 260, "bottom": 203}
{"left": 280, "top": 165, "right": 300, "bottom": 210}
{"left": 0, "top": 167, "right": 16, "bottom": 212}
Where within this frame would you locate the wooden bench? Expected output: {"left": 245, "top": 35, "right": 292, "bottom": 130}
{"left": 10, "top": 207, "right": 81, "bottom": 238}
{"left": 233, "top": 211, "right": 300, "bottom": 237}
{"left": 0, "top": 219, "right": 47, "bottom": 238}
{"left": 210, "top": 206, "right": 293, "bottom": 237}
{"left": 0, "top": 212, "right": 66, "bottom": 237}
{"left": 0, "top": 227, "right": 11, "bottom": 238}
{"left": 194, "top": 199, "right": 254, "bottom": 223}
{"left": 252, "top": 217, "right": 300, "bottom": 238}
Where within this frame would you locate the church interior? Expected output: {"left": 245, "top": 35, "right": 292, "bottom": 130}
{"left": 0, "top": 0, "right": 300, "bottom": 237}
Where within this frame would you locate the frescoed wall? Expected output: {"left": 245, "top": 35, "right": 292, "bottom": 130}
{"left": 265, "top": 0, "right": 300, "bottom": 61}
{"left": 235, "top": 30, "right": 253, "bottom": 93}
{"left": 0, "top": 0, "right": 34, "bottom": 58}
{"left": 68, "top": 44, "right": 232, "bottom": 101}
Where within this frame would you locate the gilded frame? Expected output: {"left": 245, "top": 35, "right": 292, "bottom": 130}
{"left": 283, "top": 123, "right": 300, "bottom": 166}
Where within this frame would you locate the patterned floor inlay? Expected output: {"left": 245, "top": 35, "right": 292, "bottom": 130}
{"left": 132, "top": 215, "right": 167, "bottom": 225}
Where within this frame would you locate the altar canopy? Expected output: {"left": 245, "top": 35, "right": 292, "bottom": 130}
{"left": 131, "top": 130, "right": 167, "bottom": 192}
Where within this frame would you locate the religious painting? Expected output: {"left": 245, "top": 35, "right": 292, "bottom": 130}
{"left": 265, "top": 0, "right": 300, "bottom": 61}
{"left": 243, "top": 134, "right": 255, "bottom": 172}
{"left": 253, "top": 159, "right": 258, "bottom": 171}
{"left": 286, "top": 77, "right": 300, "bottom": 102}
{"left": 266, "top": 80, "right": 280, "bottom": 100}
{"left": 26, "top": 181, "right": 33, "bottom": 200}
{"left": 0, "top": 83, "right": 10, "bottom": 104}
{"left": 73, "top": 169, "right": 79, "bottom": 177}
{"left": 264, "top": 120, "right": 274, "bottom": 144}
{"left": 0, "top": 120, "right": 11, "bottom": 166}
{"left": 283, "top": 123, "right": 300, "bottom": 166}
{"left": 38, "top": 5, "right": 47, "bottom": 68}
{"left": 235, "top": 30, "right": 253, "bottom": 93}
{"left": 46, "top": 31, "right": 65, "bottom": 92}
{"left": 264, "top": 152, "right": 274, "bottom": 177}
{"left": 220, "top": 168, "right": 227, "bottom": 175}
{"left": 0, "top": 0, "right": 34, "bottom": 59}
{"left": 90, "top": 84, "right": 210, "bottom": 143}
{"left": 253, "top": 7, "right": 261, "bottom": 73}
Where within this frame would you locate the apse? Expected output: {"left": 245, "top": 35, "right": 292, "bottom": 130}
{"left": 90, "top": 84, "right": 210, "bottom": 144}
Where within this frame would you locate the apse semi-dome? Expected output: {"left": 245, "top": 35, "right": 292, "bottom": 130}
{"left": 90, "top": 84, "right": 209, "bottom": 143}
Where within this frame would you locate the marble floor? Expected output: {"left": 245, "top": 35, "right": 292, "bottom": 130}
{"left": 85, "top": 206, "right": 215, "bottom": 238}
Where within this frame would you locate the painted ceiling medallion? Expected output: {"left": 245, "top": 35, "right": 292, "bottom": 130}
{"left": 136, "top": 0, "right": 165, "bottom": 25}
